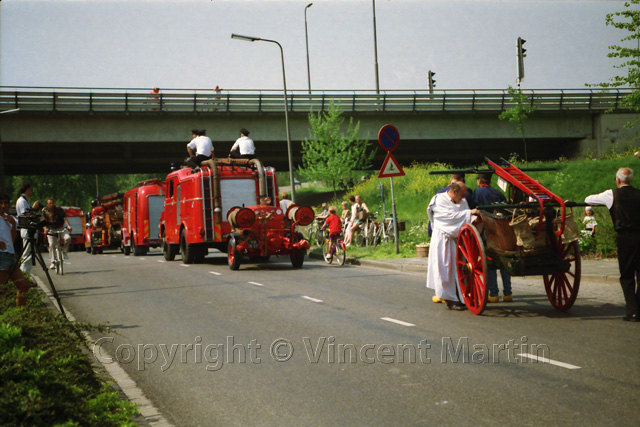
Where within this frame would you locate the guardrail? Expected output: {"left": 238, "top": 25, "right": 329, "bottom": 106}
{"left": 0, "top": 87, "right": 633, "bottom": 114}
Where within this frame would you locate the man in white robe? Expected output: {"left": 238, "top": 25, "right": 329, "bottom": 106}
{"left": 426, "top": 181, "right": 479, "bottom": 310}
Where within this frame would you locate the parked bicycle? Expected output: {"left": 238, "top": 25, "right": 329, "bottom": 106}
{"left": 47, "top": 228, "right": 68, "bottom": 275}
{"left": 309, "top": 218, "right": 326, "bottom": 246}
{"left": 322, "top": 232, "right": 346, "bottom": 265}
{"left": 366, "top": 210, "right": 398, "bottom": 247}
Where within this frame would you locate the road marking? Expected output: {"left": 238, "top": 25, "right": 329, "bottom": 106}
{"left": 157, "top": 260, "right": 165, "bottom": 263}
{"left": 302, "top": 296, "right": 323, "bottom": 303}
{"left": 180, "top": 264, "right": 190, "bottom": 268}
{"left": 248, "top": 281, "right": 264, "bottom": 287}
{"left": 209, "top": 271, "right": 222, "bottom": 276}
{"left": 139, "top": 258, "right": 146, "bottom": 261}
{"left": 380, "top": 317, "right": 415, "bottom": 327}
{"left": 517, "top": 353, "right": 581, "bottom": 370}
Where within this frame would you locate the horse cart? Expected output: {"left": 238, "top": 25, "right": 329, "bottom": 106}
{"left": 432, "top": 158, "right": 584, "bottom": 315}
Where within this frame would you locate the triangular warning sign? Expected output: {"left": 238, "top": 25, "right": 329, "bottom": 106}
{"left": 378, "top": 152, "right": 405, "bottom": 178}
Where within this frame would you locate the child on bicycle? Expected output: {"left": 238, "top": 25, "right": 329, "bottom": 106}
{"left": 321, "top": 206, "right": 342, "bottom": 259}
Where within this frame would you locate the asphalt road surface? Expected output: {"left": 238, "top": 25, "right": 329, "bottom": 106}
{"left": 35, "top": 248, "right": 639, "bottom": 426}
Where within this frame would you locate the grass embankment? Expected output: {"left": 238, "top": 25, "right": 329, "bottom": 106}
{"left": 306, "top": 152, "right": 640, "bottom": 259}
{"left": 0, "top": 287, "right": 139, "bottom": 426}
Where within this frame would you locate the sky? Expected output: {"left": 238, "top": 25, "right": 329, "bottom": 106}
{"left": 0, "top": 0, "right": 632, "bottom": 92}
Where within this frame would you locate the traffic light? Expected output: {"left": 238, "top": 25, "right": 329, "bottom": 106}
{"left": 517, "top": 37, "right": 526, "bottom": 82}
{"left": 428, "top": 70, "right": 436, "bottom": 93}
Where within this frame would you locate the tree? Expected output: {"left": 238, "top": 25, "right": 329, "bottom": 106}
{"left": 592, "top": 0, "right": 640, "bottom": 126}
{"left": 498, "top": 86, "right": 538, "bottom": 163}
{"left": 299, "top": 101, "right": 376, "bottom": 196}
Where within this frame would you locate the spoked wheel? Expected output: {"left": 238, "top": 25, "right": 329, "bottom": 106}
{"left": 456, "top": 224, "right": 488, "bottom": 315}
{"left": 334, "top": 241, "right": 346, "bottom": 266}
{"left": 544, "top": 239, "right": 581, "bottom": 311}
{"left": 322, "top": 238, "right": 333, "bottom": 264}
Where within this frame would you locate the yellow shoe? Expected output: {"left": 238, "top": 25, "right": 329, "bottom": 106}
{"left": 432, "top": 296, "right": 445, "bottom": 304}
{"left": 503, "top": 295, "right": 513, "bottom": 302}
{"left": 487, "top": 296, "right": 499, "bottom": 303}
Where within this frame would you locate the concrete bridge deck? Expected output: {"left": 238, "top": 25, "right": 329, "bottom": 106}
{"left": 0, "top": 87, "right": 636, "bottom": 176}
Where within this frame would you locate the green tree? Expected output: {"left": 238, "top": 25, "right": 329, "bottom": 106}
{"left": 299, "top": 101, "right": 376, "bottom": 196}
{"left": 592, "top": 0, "right": 640, "bottom": 127}
{"left": 499, "top": 85, "right": 538, "bottom": 163}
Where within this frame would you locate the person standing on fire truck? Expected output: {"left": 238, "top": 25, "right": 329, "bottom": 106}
{"left": 186, "top": 129, "right": 214, "bottom": 169}
{"left": 230, "top": 128, "right": 255, "bottom": 159}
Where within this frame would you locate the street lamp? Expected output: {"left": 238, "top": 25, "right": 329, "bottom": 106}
{"left": 372, "top": 0, "right": 380, "bottom": 94}
{"left": 305, "top": 3, "right": 313, "bottom": 95}
{"left": 231, "top": 33, "right": 296, "bottom": 203}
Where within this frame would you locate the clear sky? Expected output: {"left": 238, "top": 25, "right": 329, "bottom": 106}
{"left": 0, "top": 0, "right": 630, "bottom": 91}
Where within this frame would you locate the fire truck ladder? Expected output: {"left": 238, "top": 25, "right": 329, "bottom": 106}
{"left": 488, "top": 158, "right": 566, "bottom": 237}
{"left": 201, "top": 168, "right": 216, "bottom": 240}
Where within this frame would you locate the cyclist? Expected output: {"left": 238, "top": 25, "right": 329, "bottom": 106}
{"left": 321, "top": 206, "right": 342, "bottom": 260}
{"left": 42, "top": 198, "right": 72, "bottom": 269}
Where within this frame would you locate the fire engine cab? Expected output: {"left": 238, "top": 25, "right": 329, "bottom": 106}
{"left": 85, "top": 192, "right": 123, "bottom": 255}
{"left": 160, "top": 158, "right": 314, "bottom": 269}
{"left": 121, "top": 179, "right": 165, "bottom": 256}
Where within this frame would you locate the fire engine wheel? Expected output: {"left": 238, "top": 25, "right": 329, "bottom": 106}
{"left": 228, "top": 238, "right": 241, "bottom": 270}
{"left": 180, "top": 229, "right": 198, "bottom": 264}
{"left": 91, "top": 244, "right": 98, "bottom": 255}
{"left": 132, "top": 239, "right": 148, "bottom": 256}
{"left": 290, "top": 248, "right": 305, "bottom": 269}
{"left": 122, "top": 240, "right": 131, "bottom": 256}
{"left": 85, "top": 245, "right": 91, "bottom": 254}
{"left": 544, "top": 240, "right": 581, "bottom": 311}
{"left": 456, "top": 224, "right": 488, "bottom": 315}
{"left": 161, "top": 231, "right": 177, "bottom": 261}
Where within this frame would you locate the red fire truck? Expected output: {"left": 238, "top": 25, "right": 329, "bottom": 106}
{"left": 61, "top": 206, "right": 85, "bottom": 251}
{"left": 121, "top": 179, "right": 165, "bottom": 256}
{"left": 160, "top": 158, "right": 314, "bottom": 269}
{"left": 84, "top": 192, "right": 124, "bottom": 254}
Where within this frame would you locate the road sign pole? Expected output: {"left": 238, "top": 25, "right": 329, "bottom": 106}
{"left": 390, "top": 177, "right": 399, "bottom": 254}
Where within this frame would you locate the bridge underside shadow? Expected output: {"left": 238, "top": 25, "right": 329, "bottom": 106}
{"left": 3, "top": 137, "right": 581, "bottom": 176}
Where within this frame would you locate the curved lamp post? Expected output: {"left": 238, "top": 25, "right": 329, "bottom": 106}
{"left": 231, "top": 33, "right": 296, "bottom": 203}
{"left": 305, "top": 3, "right": 313, "bottom": 94}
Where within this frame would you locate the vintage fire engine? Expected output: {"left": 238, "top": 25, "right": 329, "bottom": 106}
{"left": 160, "top": 158, "right": 314, "bottom": 269}
{"left": 61, "top": 206, "right": 85, "bottom": 251}
{"left": 84, "top": 192, "right": 124, "bottom": 254}
{"left": 121, "top": 178, "right": 165, "bottom": 256}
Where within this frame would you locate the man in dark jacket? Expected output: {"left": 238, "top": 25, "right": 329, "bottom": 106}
{"left": 586, "top": 167, "right": 640, "bottom": 322}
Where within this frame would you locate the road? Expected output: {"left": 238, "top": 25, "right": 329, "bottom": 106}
{"left": 35, "top": 248, "right": 639, "bottom": 426}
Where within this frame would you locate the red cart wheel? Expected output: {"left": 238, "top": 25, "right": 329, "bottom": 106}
{"left": 544, "top": 239, "right": 581, "bottom": 311}
{"left": 456, "top": 224, "right": 488, "bottom": 315}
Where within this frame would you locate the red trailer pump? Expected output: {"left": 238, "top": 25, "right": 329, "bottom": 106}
{"left": 121, "top": 178, "right": 165, "bottom": 256}
{"left": 84, "top": 193, "right": 123, "bottom": 254}
{"left": 160, "top": 158, "right": 313, "bottom": 268}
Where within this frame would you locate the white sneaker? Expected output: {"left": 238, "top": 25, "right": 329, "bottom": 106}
{"left": 324, "top": 254, "right": 332, "bottom": 260}
{"left": 49, "top": 263, "right": 56, "bottom": 269}
{"left": 63, "top": 253, "right": 69, "bottom": 260}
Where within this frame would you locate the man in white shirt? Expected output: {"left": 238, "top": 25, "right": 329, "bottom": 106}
{"left": 15, "top": 183, "right": 33, "bottom": 274}
{"left": 186, "top": 129, "right": 214, "bottom": 169}
{"left": 230, "top": 128, "right": 255, "bottom": 159}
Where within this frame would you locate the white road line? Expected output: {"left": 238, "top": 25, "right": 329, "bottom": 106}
{"left": 517, "top": 353, "right": 582, "bottom": 370}
{"left": 138, "top": 258, "right": 146, "bottom": 261}
{"left": 209, "top": 271, "right": 222, "bottom": 276}
{"left": 380, "top": 317, "right": 415, "bottom": 327}
{"left": 180, "top": 264, "right": 190, "bottom": 268}
{"left": 301, "top": 296, "right": 323, "bottom": 303}
{"left": 157, "top": 260, "right": 165, "bottom": 263}
{"left": 248, "top": 281, "right": 264, "bottom": 287}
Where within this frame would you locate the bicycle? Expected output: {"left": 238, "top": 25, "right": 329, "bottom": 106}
{"left": 47, "top": 228, "right": 68, "bottom": 276}
{"left": 322, "top": 232, "right": 346, "bottom": 265}
{"left": 310, "top": 218, "right": 326, "bottom": 246}
{"left": 368, "top": 210, "right": 397, "bottom": 247}
{"left": 354, "top": 214, "right": 377, "bottom": 248}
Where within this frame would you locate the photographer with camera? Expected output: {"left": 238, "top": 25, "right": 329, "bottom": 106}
{"left": 1, "top": 193, "right": 36, "bottom": 306}
{"left": 42, "top": 198, "right": 72, "bottom": 269}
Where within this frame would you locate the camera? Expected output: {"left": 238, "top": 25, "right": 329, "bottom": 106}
{"left": 18, "top": 208, "right": 44, "bottom": 231}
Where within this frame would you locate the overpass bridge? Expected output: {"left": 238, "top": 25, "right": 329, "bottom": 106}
{"left": 0, "top": 86, "right": 636, "bottom": 176}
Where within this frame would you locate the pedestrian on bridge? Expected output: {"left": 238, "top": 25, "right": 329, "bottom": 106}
{"left": 585, "top": 167, "right": 640, "bottom": 322}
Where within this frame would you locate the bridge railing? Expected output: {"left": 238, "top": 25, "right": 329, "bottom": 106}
{"left": 0, "top": 87, "right": 632, "bottom": 114}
